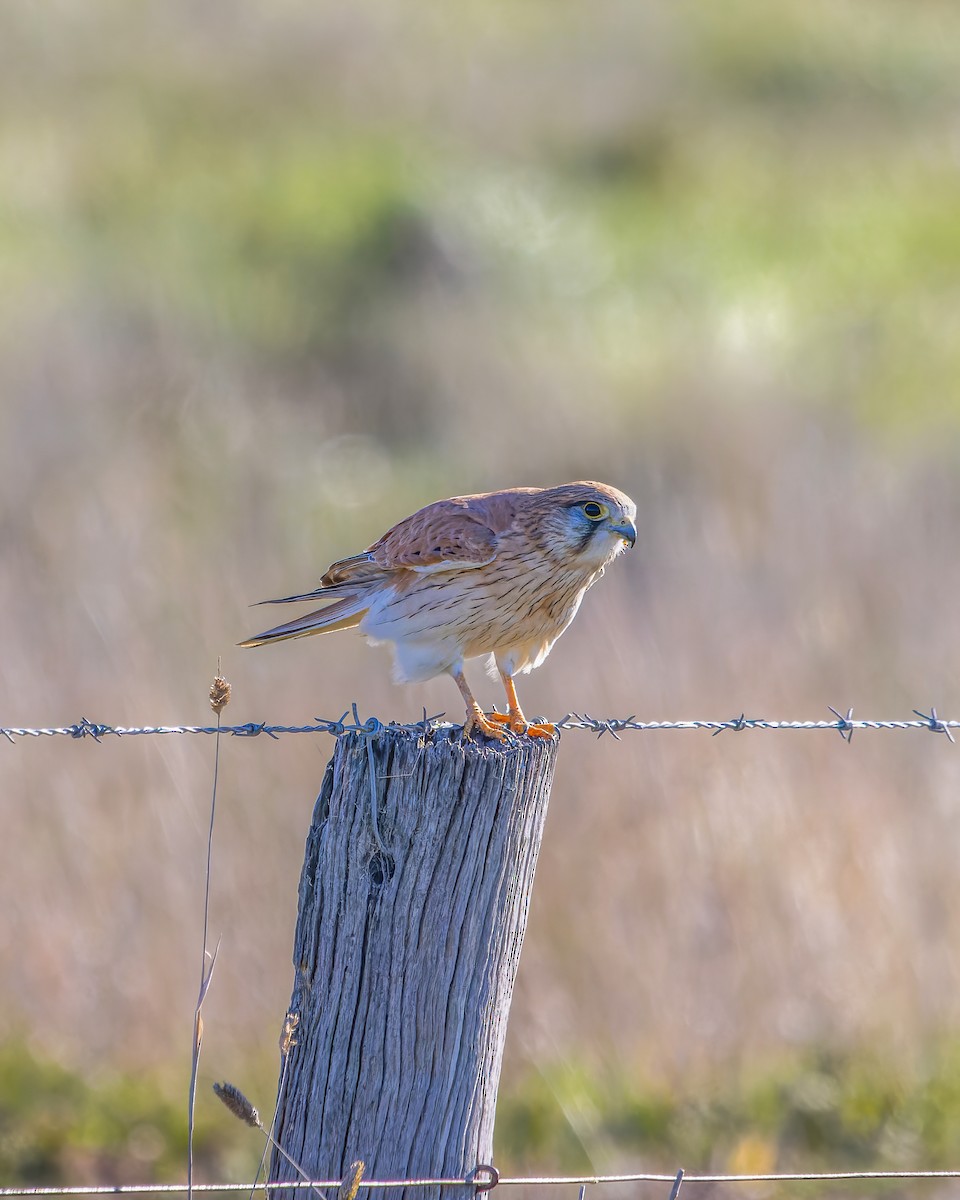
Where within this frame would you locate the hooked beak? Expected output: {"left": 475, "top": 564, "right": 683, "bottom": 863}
{"left": 610, "top": 519, "right": 637, "bottom": 548}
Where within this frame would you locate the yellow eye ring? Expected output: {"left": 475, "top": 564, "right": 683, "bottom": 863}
{"left": 582, "top": 501, "right": 608, "bottom": 521}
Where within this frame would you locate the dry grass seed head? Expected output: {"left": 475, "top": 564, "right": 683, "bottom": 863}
{"left": 209, "top": 674, "right": 232, "bottom": 713}
{"left": 279, "top": 1011, "right": 300, "bottom": 1056}
{"left": 338, "top": 1162, "right": 365, "bottom": 1200}
{"left": 212, "top": 1080, "right": 261, "bottom": 1128}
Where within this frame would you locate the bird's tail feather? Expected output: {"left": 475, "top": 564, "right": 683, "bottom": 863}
{"left": 254, "top": 554, "right": 380, "bottom": 605}
{"left": 238, "top": 596, "right": 367, "bottom": 647}
{"left": 255, "top": 584, "right": 343, "bottom": 605}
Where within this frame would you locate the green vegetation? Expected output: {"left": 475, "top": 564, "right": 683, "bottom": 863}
{"left": 6, "top": 1040, "right": 960, "bottom": 1188}
{"left": 5, "top": 0, "right": 960, "bottom": 424}
{"left": 0, "top": 1043, "right": 257, "bottom": 1185}
{"left": 498, "top": 1048, "right": 932, "bottom": 1175}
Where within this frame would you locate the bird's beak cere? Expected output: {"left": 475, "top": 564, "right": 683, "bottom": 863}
{"left": 609, "top": 518, "right": 637, "bottom": 548}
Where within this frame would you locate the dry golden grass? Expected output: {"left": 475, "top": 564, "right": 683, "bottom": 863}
{"left": 2, "top": 0, "right": 960, "bottom": 1123}
{"left": 3, "top": 393, "right": 960, "bottom": 1094}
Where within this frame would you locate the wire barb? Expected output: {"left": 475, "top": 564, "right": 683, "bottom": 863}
{"left": 913, "top": 707, "right": 956, "bottom": 744}
{"left": 712, "top": 713, "right": 753, "bottom": 736}
{"left": 828, "top": 705, "right": 855, "bottom": 743}
{"left": 71, "top": 717, "right": 109, "bottom": 741}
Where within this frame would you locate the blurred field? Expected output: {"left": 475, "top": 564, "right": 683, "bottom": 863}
{"left": 4, "top": 0, "right": 960, "bottom": 1185}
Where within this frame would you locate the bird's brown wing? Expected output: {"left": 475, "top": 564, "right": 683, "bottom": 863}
{"left": 257, "top": 491, "right": 517, "bottom": 604}
{"left": 366, "top": 496, "right": 505, "bottom": 572}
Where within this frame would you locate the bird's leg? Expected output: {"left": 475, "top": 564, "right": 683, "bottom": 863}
{"left": 452, "top": 668, "right": 509, "bottom": 742}
{"left": 488, "top": 672, "right": 556, "bottom": 738}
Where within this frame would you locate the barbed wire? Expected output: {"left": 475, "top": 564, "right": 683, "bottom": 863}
{"left": 0, "top": 705, "right": 957, "bottom": 744}
{"left": 4, "top": 1166, "right": 960, "bottom": 1198}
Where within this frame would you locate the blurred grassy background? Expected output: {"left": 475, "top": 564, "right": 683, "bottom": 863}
{"left": 4, "top": 0, "right": 960, "bottom": 1189}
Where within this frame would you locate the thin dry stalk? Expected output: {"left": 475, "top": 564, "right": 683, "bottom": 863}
{"left": 213, "top": 1057, "right": 328, "bottom": 1200}
{"left": 188, "top": 667, "right": 231, "bottom": 1200}
{"left": 249, "top": 1012, "right": 302, "bottom": 1200}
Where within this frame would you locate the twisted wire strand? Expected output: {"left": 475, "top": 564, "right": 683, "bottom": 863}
{"left": 0, "top": 707, "right": 956, "bottom": 744}
{"left": 4, "top": 1167, "right": 960, "bottom": 1197}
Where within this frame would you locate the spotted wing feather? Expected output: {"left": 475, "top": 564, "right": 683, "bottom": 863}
{"left": 250, "top": 495, "right": 508, "bottom": 616}
{"left": 368, "top": 498, "right": 503, "bottom": 572}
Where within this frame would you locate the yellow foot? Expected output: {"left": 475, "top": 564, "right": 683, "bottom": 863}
{"left": 488, "top": 710, "right": 557, "bottom": 739}
{"left": 462, "top": 707, "right": 511, "bottom": 742}
{"left": 525, "top": 721, "right": 557, "bottom": 739}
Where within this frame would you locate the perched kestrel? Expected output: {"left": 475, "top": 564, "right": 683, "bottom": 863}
{"left": 240, "top": 481, "right": 637, "bottom": 740}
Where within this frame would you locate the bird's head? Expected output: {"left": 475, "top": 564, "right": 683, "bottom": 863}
{"left": 545, "top": 481, "right": 638, "bottom": 567}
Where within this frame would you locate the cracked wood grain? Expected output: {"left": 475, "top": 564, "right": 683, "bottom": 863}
{"left": 270, "top": 727, "right": 558, "bottom": 1200}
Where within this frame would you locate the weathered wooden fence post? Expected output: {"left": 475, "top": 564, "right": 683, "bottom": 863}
{"left": 270, "top": 725, "right": 558, "bottom": 1200}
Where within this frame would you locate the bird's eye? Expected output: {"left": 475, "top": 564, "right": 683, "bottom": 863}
{"left": 582, "top": 501, "right": 608, "bottom": 520}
